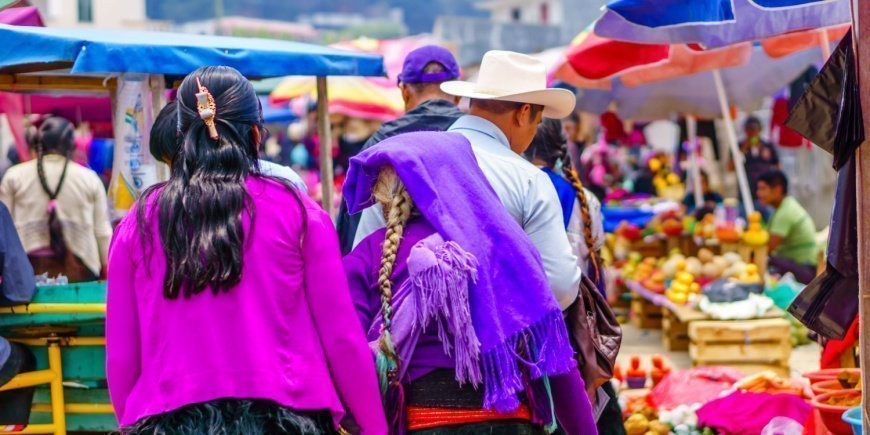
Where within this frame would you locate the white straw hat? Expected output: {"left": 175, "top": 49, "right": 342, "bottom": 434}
{"left": 441, "top": 50, "right": 576, "bottom": 119}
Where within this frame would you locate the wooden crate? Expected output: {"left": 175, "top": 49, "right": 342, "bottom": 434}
{"left": 662, "top": 307, "right": 690, "bottom": 351}
{"left": 630, "top": 239, "right": 666, "bottom": 259}
{"left": 689, "top": 318, "right": 791, "bottom": 374}
{"left": 631, "top": 292, "right": 662, "bottom": 329}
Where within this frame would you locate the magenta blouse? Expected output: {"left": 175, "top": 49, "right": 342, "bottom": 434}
{"left": 106, "top": 177, "right": 387, "bottom": 433}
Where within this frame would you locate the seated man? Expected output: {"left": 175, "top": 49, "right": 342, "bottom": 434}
{"left": 0, "top": 201, "right": 37, "bottom": 426}
{"left": 756, "top": 170, "right": 818, "bottom": 284}
{"left": 682, "top": 170, "right": 723, "bottom": 213}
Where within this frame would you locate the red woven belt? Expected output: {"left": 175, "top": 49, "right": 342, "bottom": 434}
{"left": 406, "top": 405, "right": 532, "bottom": 430}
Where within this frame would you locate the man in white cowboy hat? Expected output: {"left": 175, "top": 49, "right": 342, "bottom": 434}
{"left": 354, "top": 50, "right": 581, "bottom": 309}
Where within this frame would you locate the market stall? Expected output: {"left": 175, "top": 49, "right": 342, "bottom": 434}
{"left": 0, "top": 23, "right": 384, "bottom": 434}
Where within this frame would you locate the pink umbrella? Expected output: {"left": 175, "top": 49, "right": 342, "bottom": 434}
{"left": 0, "top": 6, "right": 43, "bottom": 27}
{"left": 0, "top": 6, "right": 45, "bottom": 160}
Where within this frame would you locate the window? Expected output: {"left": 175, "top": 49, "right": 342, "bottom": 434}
{"left": 78, "top": 0, "right": 93, "bottom": 23}
{"left": 540, "top": 3, "right": 549, "bottom": 24}
{"left": 511, "top": 8, "right": 521, "bottom": 22}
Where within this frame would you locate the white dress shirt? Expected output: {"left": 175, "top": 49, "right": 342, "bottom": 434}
{"left": 354, "top": 115, "right": 581, "bottom": 309}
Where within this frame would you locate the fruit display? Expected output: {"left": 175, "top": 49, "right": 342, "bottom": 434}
{"left": 732, "top": 371, "right": 806, "bottom": 396}
{"left": 695, "top": 213, "right": 717, "bottom": 240}
{"left": 624, "top": 413, "right": 650, "bottom": 435}
{"left": 837, "top": 370, "right": 861, "bottom": 389}
{"left": 650, "top": 355, "right": 671, "bottom": 386}
{"left": 821, "top": 393, "right": 861, "bottom": 407}
{"left": 665, "top": 261, "right": 700, "bottom": 304}
{"left": 737, "top": 264, "right": 763, "bottom": 284}
{"left": 659, "top": 211, "right": 684, "bottom": 237}
{"left": 742, "top": 212, "right": 770, "bottom": 247}
{"left": 626, "top": 355, "right": 648, "bottom": 389}
{"left": 658, "top": 404, "right": 700, "bottom": 433}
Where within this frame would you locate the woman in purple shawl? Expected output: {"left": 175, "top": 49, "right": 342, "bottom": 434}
{"left": 343, "top": 131, "right": 597, "bottom": 434}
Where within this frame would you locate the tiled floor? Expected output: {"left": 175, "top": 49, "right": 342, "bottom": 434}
{"left": 616, "top": 322, "right": 821, "bottom": 376}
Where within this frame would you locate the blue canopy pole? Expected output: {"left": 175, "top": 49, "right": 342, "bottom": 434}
{"left": 316, "top": 76, "right": 333, "bottom": 216}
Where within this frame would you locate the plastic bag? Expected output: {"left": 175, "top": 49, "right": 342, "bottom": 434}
{"left": 764, "top": 273, "right": 802, "bottom": 310}
{"left": 788, "top": 155, "right": 858, "bottom": 340}
{"left": 786, "top": 29, "right": 863, "bottom": 170}
{"left": 761, "top": 417, "right": 804, "bottom": 435}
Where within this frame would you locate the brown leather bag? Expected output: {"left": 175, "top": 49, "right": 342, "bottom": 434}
{"left": 566, "top": 274, "right": 622, "bottom": 396}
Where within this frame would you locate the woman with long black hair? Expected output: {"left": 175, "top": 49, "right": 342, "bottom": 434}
{"left": 0, "top": 116, "right": 112, "bottom": 282}
{"left": 526, "top": 119, "right": 624, "bottom": 435}
{"left": 106, "top": 66, "right": 386, "bottom": 434}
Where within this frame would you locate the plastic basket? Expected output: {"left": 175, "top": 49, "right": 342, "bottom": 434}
{"left": 842, "top": 407, "right": 861, "bottom": 435}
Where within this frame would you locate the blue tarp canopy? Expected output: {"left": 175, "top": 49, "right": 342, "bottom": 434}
{"left": 0, "top": 24, "right": 385, "bottom": 78}
{"left": 259, "top": 96, "right": 296, "bottom": 124}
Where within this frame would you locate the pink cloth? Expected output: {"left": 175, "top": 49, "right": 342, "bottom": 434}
{"left": 648, "top": 366, "right": 745, "bottom": 410}
{"left": 697, "top": 391, "right": 812, "bottom": 435}
{"left": 106, "top": 177, "right": 387, "bottom": 433}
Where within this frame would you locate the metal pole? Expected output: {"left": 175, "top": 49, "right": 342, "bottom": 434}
{"left": 316, "top": 77, "right": 334, "bottom": 216}
{"left": 687, "top": 114, "right": 704, "bottom": 207}
{"left": 712, "top": 68, "right": 755, "bottom": 215}
{"left": 213, "top": 0, "right": 225, "bottom": 35}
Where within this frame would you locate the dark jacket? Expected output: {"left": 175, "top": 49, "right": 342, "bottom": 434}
{"left": 337, "top": 99, "right": 464, "bottom": 255}
{"left": 0, "top": 201, "right": 36, "bottom": 370}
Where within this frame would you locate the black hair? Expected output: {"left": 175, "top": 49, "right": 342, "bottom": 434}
{"left": 138, "top": 66, "right": 304, "bottom": 299}
{"left": 525, "top": 118, "right": 565, "bottom": 168}
{"left": 470, "top": 99, "right": 544, "bottom": 119}
{"left": 758, "top": 169, "right": 788, "bottom": 195}
{"left": 564, "top": 111, "right": 580, "bottom": 124}
{"left": 32, "top": 116, "right": 75, "bottom": 259}
{"left": 744, "top": 116, "right": 762, "bottom": 130}
{"left": 150, "top": 100, "right": 180, "bottom": 164}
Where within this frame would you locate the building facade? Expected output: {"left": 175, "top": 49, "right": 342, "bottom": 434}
{"left": 29, "top": 0, "right": 168, "bottom": 30}
{"left": 435, "top": 0, "right": 608, "bottom": 66}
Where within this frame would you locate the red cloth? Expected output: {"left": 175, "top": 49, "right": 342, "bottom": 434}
{"left": 821, "top": 316, "right": 859, "bottom": 369}
{"left": 600, "top": 111, "right": 627, "bottom": 144}
{"left": 771, "top": 98, "right": 806, "bottom": 148}
{"left": 406, "top": 405, "right": 531, "bottom": 430}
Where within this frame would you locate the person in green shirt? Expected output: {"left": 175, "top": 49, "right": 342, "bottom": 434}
{"left": 756, "top": 170, "right": 818, "bottom": 284}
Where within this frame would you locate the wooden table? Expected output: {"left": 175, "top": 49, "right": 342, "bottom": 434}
{"left": 662, "top": 303, "right": 785, "bottom": 352}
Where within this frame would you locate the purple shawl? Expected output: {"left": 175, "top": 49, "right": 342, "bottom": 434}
{"left": 344, "top": 131, "right": 576, "bottom": 411}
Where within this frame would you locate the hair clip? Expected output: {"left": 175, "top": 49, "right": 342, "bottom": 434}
{"left": 195, "top": 77, "right": 219, "bottom": 140}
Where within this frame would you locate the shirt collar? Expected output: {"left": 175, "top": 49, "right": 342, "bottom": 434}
{"left": 449, "top": 115, "right": 510, "bottom": 150}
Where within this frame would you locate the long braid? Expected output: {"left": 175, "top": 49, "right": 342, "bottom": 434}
{"left": 562, "top": 152, "right": 601, "bottom": 282}
{"left": 376, "top": 176, "right": 412, "bottom": 394}
{"left": 34, "top": 123, "right": 71, "bottom": 260}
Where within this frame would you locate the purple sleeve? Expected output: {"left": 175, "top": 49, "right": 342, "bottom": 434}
{"left": 551, "top": 370, "right": 598, "bottom": 435}
{"left": 105, "top": 217, "right": 141, "bottom": 424}
{"left": 303, "top": 208, "right": 387, "bottom": 434}
{"left": 342, "top": 235, "right": 380, "bottom": 332}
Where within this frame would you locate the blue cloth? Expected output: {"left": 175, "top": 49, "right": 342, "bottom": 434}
{"left": 595, "top": 0, "right": 850, "bottom": 49}
{"left": 542, "top": 167, "right": 575, "bottom": 229}
{"left": 0, "top": 337, "right": 9, "bottom": 372}
{"left": 0, "top": 24, "right": 385, "bottom": 77}
{"left": 601, "top": 206, "right": 655, "bottom": 233}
